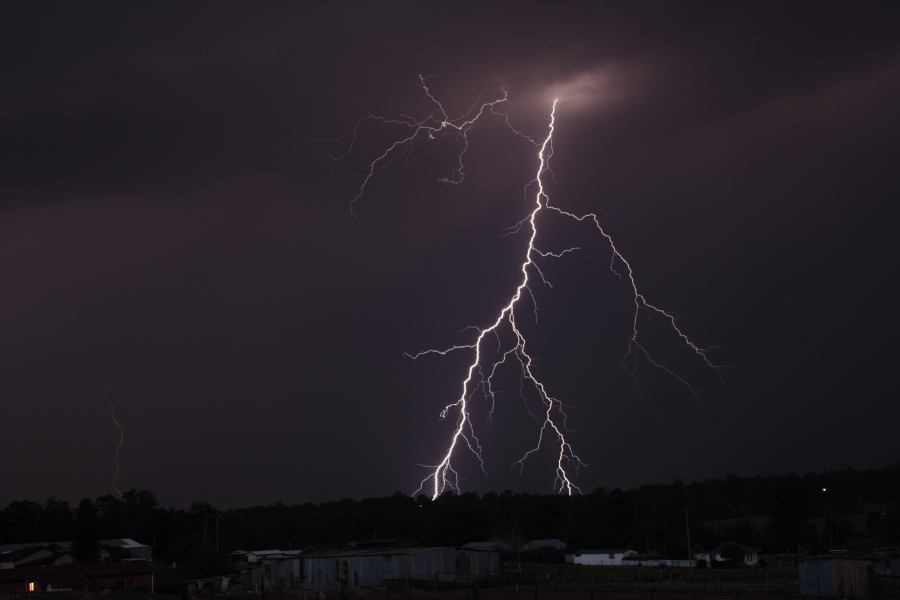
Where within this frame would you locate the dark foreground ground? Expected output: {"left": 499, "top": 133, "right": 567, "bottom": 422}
{"left": 0, "top": 566, "right": 810, "bottom": 600}
{"left": 0, "top": 591, "right": 808, "bottom": 600}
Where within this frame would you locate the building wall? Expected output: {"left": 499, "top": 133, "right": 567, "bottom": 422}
{"left": 303, "top": 548, "right": 495, "bottom": 593}
{"left": 459, "top": 549, "right": 501, "bottom": 579}
{"left": 263, "top": 557, "right": 301, "bottom": 590}
{"left": 696, "top": 550, "right": 759, "bottom": 567}
{"left": 623, "top": 559, "right": 694, "bottom": 568}
{"left": 800, "top": 558, "right": 839, "bottom": 597}
{"left": 409, "top": 548, "right": 456, "bottom": 582}
{"left": 835, "top": 560, "right": 871, "bottom": 600}
{"left": 800, "top": 558, "right": 873, "bottom": 599}
{"left": 303, "top": 555, "right": 378, "bottom": 592}
{"left": 573, "top": 553, "right": 629, "bottom": 566}
{"left": 301, "top": 557, "right": 331, "bottom": 592}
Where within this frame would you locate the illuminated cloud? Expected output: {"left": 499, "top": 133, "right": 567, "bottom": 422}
{"left": 541, "top": 61, "right": 649, "bottom": 112}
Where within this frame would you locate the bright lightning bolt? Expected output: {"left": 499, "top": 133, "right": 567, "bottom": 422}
{"left": 101, "top": 378, "right": 125, "bottom": 499}
{"left": 322, "top": 76, "right": 724, "bottom": 500}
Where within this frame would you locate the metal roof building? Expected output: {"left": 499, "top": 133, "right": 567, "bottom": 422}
{"left": 799, "top": 549, "right": 900, "bottom": 599}
{"left": 302, "top": 546, "right": 500, "bottom": 593}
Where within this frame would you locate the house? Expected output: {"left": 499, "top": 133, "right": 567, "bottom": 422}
{"left": 0, "top": 546, "right": 73, "bottom": 569}
{"left": 0, "top": 561, "right": 154, "bottom": 592}
{"left": 621, "top": 553, "right": 695, "bottom": 568}
{"left": 569, "top": 549, "right": 637, "bottom": 566}
{"left": 695, "top": 544, "right": 761, "bottom": 567}
{"left": 99, "top": 538, "right": 152, "bottom": 561}
{"left": 0, "top": 538, "right": 150, "bottom": 564}
{"left": 0, "top": 539, "right": 154, "bottom": 593}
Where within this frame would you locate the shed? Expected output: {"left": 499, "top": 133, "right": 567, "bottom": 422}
{"left": 800, "top": 550, "right": 900, "bottom": 599}
{"left": 302, "top": 546, "right": 499, "bottom": 593}
{"left": 800, "top": 556, "right": 872, "bottom": 599}
{"left": 572, "top": 549, "right": 637, "bottom": 566}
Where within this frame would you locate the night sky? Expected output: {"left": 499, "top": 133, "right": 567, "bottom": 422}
{"left": 2, "top": 2, "right": 898, "bottom": 507}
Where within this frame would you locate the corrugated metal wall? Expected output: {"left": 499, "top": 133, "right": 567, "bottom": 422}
{"left": 800, "top": 559, "right": 838, "bottom": 597}
{"left": 800, "top": 558, "right": 875, "bottom": 599}
{"left": 835, "top": 559, "right": 871, "bottom": 599}
{"left": 459, "top": 549, "right": 501, "bottom": 579}
{"left": 408, "top": 548, "right": 455, "bottom": 582}
{"left": 260, "top": 558, "right": 302, "bottom": 591}
{"left": 302, "top": 557, "right": 337, "bottom": 592}
{"left": 302, "top": 547, "right": 498, "bottom": 593}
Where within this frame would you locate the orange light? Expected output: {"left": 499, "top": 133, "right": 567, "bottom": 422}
{"left": 27, "top": 582, "right": 35, "bottom": 592}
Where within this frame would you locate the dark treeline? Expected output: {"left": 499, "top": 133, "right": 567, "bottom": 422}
{"left": 2, "top": 466, "right": 899, "bottom": 578}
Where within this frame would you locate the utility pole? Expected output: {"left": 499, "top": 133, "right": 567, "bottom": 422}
{"left": 685, "top": 510, "right": 692, "bottom": 564}
{"left": 215, "top": 513, "right": 221, "bottom": 557}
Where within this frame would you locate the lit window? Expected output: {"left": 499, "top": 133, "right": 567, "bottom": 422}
{"left": 27, "top": 582, "right": 36, "bottom": 592}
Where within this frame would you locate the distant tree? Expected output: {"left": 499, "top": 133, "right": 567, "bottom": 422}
{"left": 2, "top": 463, "right": 899, "bottom": 578}
{"left": 38, "top": 498, "right": 74, "bottom": 540}
{"left": 2, "top": 500, "right": 42, "bottom": 541}
{"left": 73, "top": 499, "right": 101, "bottom": 563}
{"left": 720, "top": 542, "right": 745, "bottom": 565}
{"left": 883, "top": 505, "right": 900, "bottom": 542}
{"left": 734, "top": 519, "right": 758, "bottom": 545}
{"left": 190, "top": 502, "right": 218, "bottom": 546}
{"left": 869, "top": 505, "right": 900, "bottom": 542}
{"left": 95, "top": 494, "right": 126, "bottom": 538}
{"left": 122, "top": 489, "right": 158, "bottom": 540}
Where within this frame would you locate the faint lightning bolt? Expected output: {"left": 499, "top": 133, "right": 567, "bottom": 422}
{"left": 101, "top": 379, "right": 124, "bottom": 499}
{"left": 321, "top": 76, "right": 724, "bottom": 499}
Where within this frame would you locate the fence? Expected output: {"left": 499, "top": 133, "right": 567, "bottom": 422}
{"left": 11, "top": 574, "right": 897, "bottom": 600}
{"left": 0, "top": 594, "right": 180, "bottom": 600}
{"left": 191, "top": 586, "right": 807, "bottom": 600}
{"left": 510, "top": 566, "right": 799, "bottom": 591}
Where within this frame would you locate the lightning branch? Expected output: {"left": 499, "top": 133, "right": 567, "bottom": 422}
{"left": 322, "top": 76, "right": 724, "bottom": 499}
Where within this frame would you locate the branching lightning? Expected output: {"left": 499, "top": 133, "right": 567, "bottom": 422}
{"left": 101, "top": 379, "right": 125, "bottom": 499}
{"left": 322, "top": 76, "right": 724, "bottom": 499}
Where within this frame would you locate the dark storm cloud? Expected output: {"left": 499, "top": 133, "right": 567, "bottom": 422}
{"left": 3, "top": 2, "right": 898, "bottom": 199}
{"left": 1, "top": 2, "right": 898, "bottom": 506}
